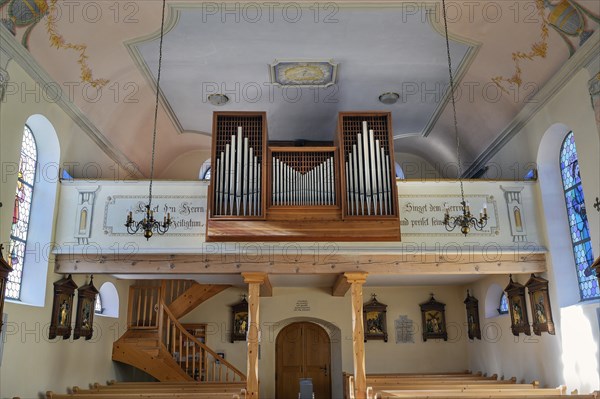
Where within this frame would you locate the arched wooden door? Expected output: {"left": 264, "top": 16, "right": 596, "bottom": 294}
{"left": 276, "top": 322, "right": 331, "bottom": 399}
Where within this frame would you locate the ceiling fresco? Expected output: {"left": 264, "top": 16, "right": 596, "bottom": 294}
{"left": 0, "top": 0, "right": 598, "bottom": 178}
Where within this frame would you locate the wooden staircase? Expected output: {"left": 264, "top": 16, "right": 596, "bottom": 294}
{"left": 113, "top": 281, "right": 245, "bottom": 383}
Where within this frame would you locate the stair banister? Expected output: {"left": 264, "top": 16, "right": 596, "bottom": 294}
{"left": 158, "top": 297, "right": 246, "bottom": 382}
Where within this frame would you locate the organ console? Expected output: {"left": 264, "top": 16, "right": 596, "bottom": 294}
{"left": 206, "top": 111, "right": 400, "bottom": 241}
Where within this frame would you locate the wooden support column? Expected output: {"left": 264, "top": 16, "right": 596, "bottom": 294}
{"left": 345, "top": 272, "right": 368, "bottom": 399}
{"left": 242, "top": 272, "right": 267, "bottom": 399}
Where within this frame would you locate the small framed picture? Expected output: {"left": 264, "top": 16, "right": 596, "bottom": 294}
{"left": 230, "top": 296, "right": 248, "bottom": 342}
{"left": 49, "top": 275, "right": 78, "bottom": 340}
{"left": 504, "top": 275, "right": 531, "bottom": 336}
{"left": 464, "top": 290, "right": 481, "bottom": 340}
{"left": 363, "top": 294, "right": 388, "bottom": 342}
{"left": 74, "top": 276, "right": 99, "bottom": 340}
{"left": 526, "top": 274, "right": 555, "bottom": 336}
{"left": 420, "top": 294, "right": 447, "bottom": 341}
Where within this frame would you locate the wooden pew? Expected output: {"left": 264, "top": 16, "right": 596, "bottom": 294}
{"left": 372, "top": 386, "right": 567, "bottom": 398}
{"left": 105, "top": 380, "right": 246, "bottom": 386}
{"left": 375, "top": 395, "right": 597, "bottom": 399}
{"left": 345, "top": 372, "right": 509, "bottom": 399}
{"left": 368, "top": 383, "right": 537, "bottom": 391}
{"left": 47, "top": 392, "right": 244, "bottom": 399}
{"left": 72, "top": 386, "right": 244, "bottom": 394}
{"left": 81, "top": 381, "right": 245, "bottom": 393}
{"left": 343, "top": 371, "right": 492, "bottom": 399}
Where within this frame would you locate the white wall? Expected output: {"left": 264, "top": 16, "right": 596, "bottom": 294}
{"left": 487, "top": 68, "right": 600, "bottom": 261}
{"left": 466, "top": 66, "right": 600, "bottom": 395}
{"left": 465, "top": 275, "right": 563, "bottom": 386}
{"left": 395, "top": 152, "right": 441, "bottom": 180}
{"left": 0, "top": 274, "right": 134, "bottom": 398}
{"left": 0, "top": 54, "right": 141, "bottom": 399}
{"left": 181, "top": 285, "right": 469, "bottom": 399}
{"left": 53, "top": 179, "right": 545, "bottom": 254}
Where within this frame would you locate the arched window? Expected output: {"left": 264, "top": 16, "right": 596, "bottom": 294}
{"left": 498, "top": 293, "right": 509, "bottom": 315}
{"left": 6, "top": 126, "right": 37, "bottom": 300}
{"left": 96, "top": 282, "right": 119, "bottom": 318}
{"left": 203, "top": 167, "right": 211, "bottom": 180}
{"left": 559, "top": 132, "right": 598, "bottom": 301}
{"left": 95, "top": 294, "right": 103, "bottom": 314}
{"left": 199, "top": 158, "right": 211, "bottom": 180}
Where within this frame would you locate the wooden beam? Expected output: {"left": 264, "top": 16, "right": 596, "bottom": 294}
{"left": 332, "top": 273, "right": 351, "bottom": 297}
{"left": 260, "top": 274, "right": 272, "bottom": 297}
{"left": 242, "top": 272, "right": 266, "bottom": 399}
{"left": 55, "top": 252, "right": 547, "bottom": 275}
{"left": 345, "top": 272, "right": 368, "bottom": 399}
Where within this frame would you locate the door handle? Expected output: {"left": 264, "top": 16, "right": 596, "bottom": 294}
{"left": 320, "top": 364, "right": 328, "bottom": 376}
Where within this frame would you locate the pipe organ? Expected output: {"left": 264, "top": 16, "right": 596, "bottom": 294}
{"left": 271, "top": 149, "right": 337, "bottom": 207}
{"left": 345, "top": 122, "right": 392, "bottom": 216}
{"left": 210, "top": 113, "right": 266, "bottom": 218}
{"left": 213, "top": 127, "right": 261, "bottom": 216}
{"left": 207, "top": 111, "right": 400, "bottom": 241}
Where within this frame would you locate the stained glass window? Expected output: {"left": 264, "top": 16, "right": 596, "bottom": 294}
{"left": 498, "top": 293, "right": 509, "bottom": 314}
{"left": 560, "top": 132, "right": 598, "bottom": 301}
{"left": 203, "top": 167, "right": 211, "bottom": 180}
{"left": 6, "top": 126, "right": 37, "bottom": 300}
{"left": 95, "top": 294, "right": 103, "bottom": 314}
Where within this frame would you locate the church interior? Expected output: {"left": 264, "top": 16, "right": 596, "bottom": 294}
{"left": 0, "top": 0, "right": 599, "bottom": 398}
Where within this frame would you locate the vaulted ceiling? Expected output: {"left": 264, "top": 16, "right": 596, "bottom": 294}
{"left": 4, "top": 0, "right": 599, "bottom": 178}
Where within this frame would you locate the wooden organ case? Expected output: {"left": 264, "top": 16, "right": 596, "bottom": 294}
{"left": 206, "top": 111, "right": 401, "bottom": 241}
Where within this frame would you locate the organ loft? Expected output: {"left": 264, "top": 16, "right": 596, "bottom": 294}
{"left": 206, "top": 112, "right": 401, "bottom": 242}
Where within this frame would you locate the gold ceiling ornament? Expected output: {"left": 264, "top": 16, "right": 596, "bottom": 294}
{"left": 491, "top": 0, "right": 549, "bottom": 94}
{"left": 45, "top": 0, "right": 109, "bottom": 88}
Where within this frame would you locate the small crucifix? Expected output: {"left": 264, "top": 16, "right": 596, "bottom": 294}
{"left": 593, "top": 197, "right": 600, "bottom": 213}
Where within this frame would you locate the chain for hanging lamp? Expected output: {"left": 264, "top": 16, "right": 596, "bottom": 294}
{"left": 125, "top": 0, "right": 172, "bottom": 240}
{"left": 440, "top": 0, "right": 488, "bottom": 236}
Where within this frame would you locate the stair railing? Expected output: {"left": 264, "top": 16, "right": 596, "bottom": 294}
{"left": 162, "top": 280, "right": 195, "bottom": 306}
{"left": 158, "top": 298, "right": 246, "bottom": 382}
{"left": 127, "top": 285, "right": 161, "bottom": 328}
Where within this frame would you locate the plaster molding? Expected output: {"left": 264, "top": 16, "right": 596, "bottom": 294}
{"left": 0, "top": 67, "right": 8, "bottom": 103}
{"left": 421, "top": 5, "right": 481, "bottom": 139}
{"left": 124, "top": 3, "right": 189, "bottom": 136}
{"left": 127, "top": 2, "right": 479, "bottom": 140}
{"left": 464, "top": 30, "right": 600, "bottom": 178}
{"left": 0, "top": 25, "right": 143, "bottom": 178}
{"left": 0, "top": 45, "right": 12, "bottom": 70}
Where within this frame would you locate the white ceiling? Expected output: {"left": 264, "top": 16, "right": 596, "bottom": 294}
{"left": 16, "top": 1, "right": 596, "bottom": 178}
{"left": 135, "top": 6, "right": 470, "bottom": 142}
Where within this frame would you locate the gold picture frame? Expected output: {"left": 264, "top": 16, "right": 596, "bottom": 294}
{"left": 525, "top": 274, "right": 555, "bottom": 336}
{"left": 74, "top": 276, "right": 99, "bottom": 340}
{"left": 230, "top": 295, "right": 248, "bottom": 342}
{"left": 363, "top": 294, "right": 388, "bottom": 342}
{"left": 49, "top": 274, "right": 78, "bottom": 340}
{"left": 420, "top": 294, "right": 447, "bottom": 341}
{"left": 464, "top": 290, "right": 481, "bottom": 340}
{"left": 504, "top": 275, "right": 531, "bottom": 336}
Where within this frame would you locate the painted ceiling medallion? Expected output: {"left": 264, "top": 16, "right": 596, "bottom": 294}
{"left": 270, "top": 59, "right": 338, "bottom": 87}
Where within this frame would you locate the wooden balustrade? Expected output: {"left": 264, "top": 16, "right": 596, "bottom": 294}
{"left": 159, "top": 299, "right": 246, "bottom": 382}
{"left": 127, "top": 285, "right": 161, "bottom": 328}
